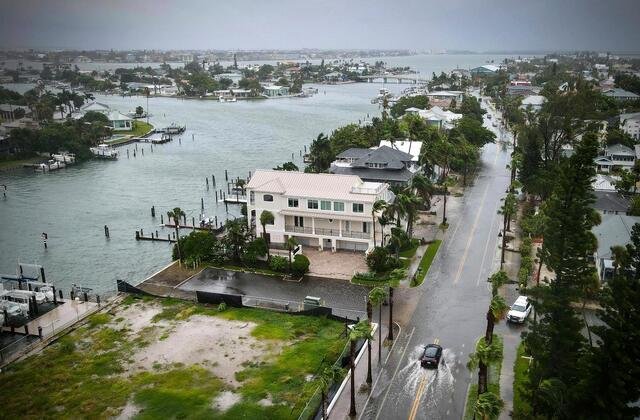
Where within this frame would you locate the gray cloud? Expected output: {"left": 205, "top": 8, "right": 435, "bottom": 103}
{"left": 1, "top": 0, "right": 639, "bottom": 52}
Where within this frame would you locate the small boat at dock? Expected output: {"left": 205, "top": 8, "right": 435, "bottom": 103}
{"left": 90, "top": 144, "right": 118, "bottom": 160}
{"left": 51, "top": 152, "right": 76, "bottom": 165}
{"left": 157, "top": 123, "right": 186, "bottom": 134}
{"left": 35, "top": 159, "right": 66, "bottom": 172}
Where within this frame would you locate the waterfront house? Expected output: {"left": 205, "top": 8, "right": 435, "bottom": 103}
{"left": 330, "top": 145, "right": 419, "bottom": 186}
{"left": 594, "top": 144, "right": 636, "bottom": 173}
{"left": 246, "top": 170, "right": 395, "bottom": 252}
{"left": 263, "top": 85, "right": 290, "bottom": 97}
{"left": 592, "top": 214, "right": 640, "bottom": 283}
{"left": 620, "top": 112, "right": 640, "bottom": 140}
{"left": 107, "top": 110, "right": 133, "bottom": 131}
{"left": 602, "top": 88, "right": 640, "bottom": 102}
{"left": 214, "top": 89, "right": 252, "bottom": 99}
{"left": 80, "top": 101, "right": 111, "bottom": 114}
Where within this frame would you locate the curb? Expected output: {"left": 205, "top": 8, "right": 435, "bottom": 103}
{"left": 326, "top": 322, "right": 379, "bottom": 417}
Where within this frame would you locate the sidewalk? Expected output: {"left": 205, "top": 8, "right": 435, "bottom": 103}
{"left": 329, "top": 319, "right": 399, "bottom": 419}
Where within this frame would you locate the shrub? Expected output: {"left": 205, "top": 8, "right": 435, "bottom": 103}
{"left": 352, "top": 272, "right": 379, "bottom": 282}
{"left": 173, "top": 231, "right": 217, "bottom": 262}
{"left": 244, "top": 238, "right": 268, "bottom": 266}
{"left": 291, "top": 254, "right": 310, "bottom": 276}
{"left": 218, "top": 302, "right": 227, "bottom": 312}
{"left": 366, "top": 247, "right": 390, "bottom": 272}
{"left": 269, "top": 255, "right": 288, "bottom": 272}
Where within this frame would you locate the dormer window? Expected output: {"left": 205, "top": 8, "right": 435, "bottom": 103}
{"left": 263, "top": 194, "right": 274, "bottom": 202}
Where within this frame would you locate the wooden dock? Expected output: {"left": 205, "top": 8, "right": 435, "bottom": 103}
{"left": 135, "top": 231, "right": 176, "bottom": 243}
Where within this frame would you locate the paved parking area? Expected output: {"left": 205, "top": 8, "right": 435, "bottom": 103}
{"left": 303, "top": 248, "right": 368, "bottom": 280}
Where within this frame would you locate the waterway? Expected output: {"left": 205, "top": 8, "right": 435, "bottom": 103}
{"left": 0, "top": 54, "right": 520, "bottom": 295}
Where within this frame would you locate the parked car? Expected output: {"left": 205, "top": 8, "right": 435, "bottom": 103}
{"left": 420, "top": 344, "right": 442, "bottom": 368}
{"left": 507, "top": 296, "right": 532, "bottom": 323}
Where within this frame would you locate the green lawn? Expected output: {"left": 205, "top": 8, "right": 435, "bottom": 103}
{"left": 411, "top": 240, "right": 442, "bottom": 287}
{"left": 0, "top": 156, "right": 40, "bottom": 171}
{"left": 513, "top": 342, "right": 534, "bottom": 419}
{"left": 464, "top": 335, "right": 504, "bottom": 420}
{"left": 0, "top": 298, "right": 346, "bottom": 419}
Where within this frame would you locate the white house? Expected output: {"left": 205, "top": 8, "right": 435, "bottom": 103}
{"left": 594, "top": 144, "right": 636, "bottom": 173}
{"left": 246, "top": 170, "right": 395, "bottom": 252}
{"left": 593, "top": 214, "right": 640, "bottom": 283}
{"left": 520, "top": 95, "right": 546, "bottom": 112}
{"left": 417, "top": 106, "right": 462, "bottom": 130}
{"left": 621, "top": 112, "right": 640, "bottom": 140}
{"left": 425, "top": 90, "right": 464, "bottom": 103}
{"left": 263, "top": 85, "right": 290, "bottom": 97}
{"left": 106, "top": 110, "right": 133, "bottom": 131}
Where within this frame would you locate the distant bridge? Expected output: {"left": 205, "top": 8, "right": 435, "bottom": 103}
{"left": 357, "top": 74, "right": 430, "bottom": 84}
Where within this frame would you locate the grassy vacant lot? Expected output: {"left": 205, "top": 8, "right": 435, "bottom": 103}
{"left": 411, "top": 240, "right": 442, "bottom": 287}
{"left": 0, "top": 296, "right": 346, "bottom": 419}
{"left": 464, "top": 335, "right": 504, "bottom": 420}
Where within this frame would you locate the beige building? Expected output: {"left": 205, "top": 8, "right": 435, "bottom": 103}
{"left": 246, "top": 170, "right": 395, "bottom": 252}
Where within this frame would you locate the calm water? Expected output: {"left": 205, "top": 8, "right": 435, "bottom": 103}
{"left": 0, "top": 54, "right": 519, "bottom": 294}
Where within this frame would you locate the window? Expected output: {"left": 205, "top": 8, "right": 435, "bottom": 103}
{"left": 352, "top": 203, "right": 364, "bottom": 213}
{"left": 288, "top": 198, "right": 299, "bottom": 208}
{"left": 294, "top": 216, "right": 304, "bottom": 227}
{"left": 362, "top": 222, "right": 368, "bottom": 233}
{"left": 308, "top": 199, "right": 319, "bottom": 209}
{"left": 249, "top": 191, "right": 255, "bottom": 205}
{"left": 333, "top": 202, "right": 345, "bottom": 212}
{"left": 320, "top": 200, "right": 331, "bottom": 210}
{"left": 263, "top": 194, "right": 274, "bottom": 202}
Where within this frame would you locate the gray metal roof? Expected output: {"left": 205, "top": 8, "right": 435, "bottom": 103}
{"left": 330, "top": 165, "right": 415, "bottom": 183}
{"left": 592, "top": 191, "right": 630, "bottom": 214}
{"left": 593, "top": 214, "right": 640, "bottom": 259}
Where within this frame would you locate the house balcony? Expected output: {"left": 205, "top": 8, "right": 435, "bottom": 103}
{"left": 285, "top": 225, "right": 313, "bottom": 234}
{"left": 284, "top": 225, "right": 371, "bottom": 240}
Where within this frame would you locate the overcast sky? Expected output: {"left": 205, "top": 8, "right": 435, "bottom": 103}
{"left": 1, "top": 0, "right": 639, "bottom": 52}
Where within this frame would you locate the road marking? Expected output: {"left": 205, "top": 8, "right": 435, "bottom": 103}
{"left": 374, "top": 327, "right": 416, "bottom": 420}
{"left": 407, "top": 337, "right": 439, "bottom": 420}
{"left": 476, "top": 197, "right": 500, "bottom": 286}
{"left": 453, "top": 182, "right": 490, "bottom": 285}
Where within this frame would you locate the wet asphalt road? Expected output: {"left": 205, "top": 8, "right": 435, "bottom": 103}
{"left": 361, "top": 102, "right": 512, "bottom": 420}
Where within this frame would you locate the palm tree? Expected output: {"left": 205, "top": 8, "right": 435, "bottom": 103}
{"left": 318, "top": 364, "right": 343, "bottom": 420}
{"left": 388, "top": 227, "right": 405, "bottom": 262}
{"left": 259, "top": 210, "right": 274, "bottom": 260}
{"left": 372, "top": 199, "right": 387, "bottom": 247}
{"left": 410, "top": 174, "right": 434, "bottom": 210}
{"left": 368, "top": 287, "right": 387, "bottom": 364}
{"left": 348, "top": 320, "right": 373, "bottom": 417}
{"left": 485, "top": 271, "right": 509, "bottom": 345}
{"left": 484, "top": 295, "right": 508, "bottom": 345}
{"left": 473, "top": 391, "right": 504, "bottom": 420}
{"left": 377, "top": 214, "right": 391, "bottom": 247}
{"left": 286, "top": 236, "right": 298, "bottom": 271}
{"left": 167, "top": 207, "right": 185, "bottom": 261}
{"left": 395, "top": 192, "right": 421, "bottom": 237}
{"left": 467, "top": 337, "right": 502, "bottom": 395}
{"left": 387, "top": 268, "right": 406, "bottom": 341}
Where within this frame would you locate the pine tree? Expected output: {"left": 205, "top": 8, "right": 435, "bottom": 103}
{"left": 573, "top": 224, "right": 640, "bottom": 418}
{"left": 525, "top": 132, "right": 600, "bottom": 417}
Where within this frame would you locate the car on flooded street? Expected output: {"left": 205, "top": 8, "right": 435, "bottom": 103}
{"left": 420, "top": 344, "right": 442, "bottom": 368}
{"left": 507, "top": 295, "right": 532, "bottom": 323}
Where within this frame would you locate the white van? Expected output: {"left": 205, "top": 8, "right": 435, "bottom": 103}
{"left": 507, "top": 296, "right": 532, "bottom": 323}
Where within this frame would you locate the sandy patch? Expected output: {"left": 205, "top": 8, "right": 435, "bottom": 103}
{"left": 114, "top": 400, "right": 140, "bottom": 420}
{"left": 212, "top": 391, "right": 242, "bottom": 411}
{"left": 129, "top": 315, "right": 275, "bottom": 386}
{"left": 112, "top": 303, "right": 165, "bottom": 334}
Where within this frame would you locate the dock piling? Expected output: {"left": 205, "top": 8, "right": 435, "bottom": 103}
{"left": 206, "top": 178, "right": 209, "bottom": 189}
{"left": 161, "top": 214, "right": 164, "bottom": 224}
{"left": 212, "top": 175, "right": 216, "bottom": 186}
{"left": 151, "top": 206, "right": 156, "bottom": 218}
{"left": 201, "top": 197, "right": 204, "bottom": 210}
{"left": 40, "top": 267, "right": 46, "bottom": 283}
{"left": 215, "top": 190, "right": 218, "bottom": 202}
{"left": 192, "top": 217, "right": 195, "bottom": 228}
{"left": 225, "top": 170, "right": 228, "bottom": 181}
{"left": 104, "top": 225, "right": 110, "bottom": 238}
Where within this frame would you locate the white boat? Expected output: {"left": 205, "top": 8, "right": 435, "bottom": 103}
{"left": 0, "top": 300, "right": 26, "bottom": 318}
{"left": 371, "top": 88, "right": 393, "bottom": 104}
{"left": 90, "top": 144, "right": 118, "bottom": 160}
{"left": 5, "top": 289, "right": 46, "bottom": 305}
{"left": 51, "top": 152, "right": 76, "bottom": 164}
{"left": 35, "top": 160, "right": 66, "bottom": 172}
{"left": 218, "top": 96, "right": 237, "bottom": 103}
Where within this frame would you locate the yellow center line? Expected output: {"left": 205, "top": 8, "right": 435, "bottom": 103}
{"left": 453, "top": 147, "right": 501, "bottom": 285}
{"left": 408, "top": 338, "right": 439, "bottom": 420}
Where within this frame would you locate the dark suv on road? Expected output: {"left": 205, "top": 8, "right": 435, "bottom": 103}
{"left": 420, "top": 344, "right": 442, "bottom": 368}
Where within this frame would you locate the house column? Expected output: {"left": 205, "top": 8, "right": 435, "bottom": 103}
{"left": 339, "top": 219, "right": 342, "bottom": 237}
{"left": 312, "top": 217, "right": 315, "bottom": 235}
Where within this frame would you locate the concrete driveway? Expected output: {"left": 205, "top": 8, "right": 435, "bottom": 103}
{"left": 303, "top": 248, "right": 368, "bottom": 280}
